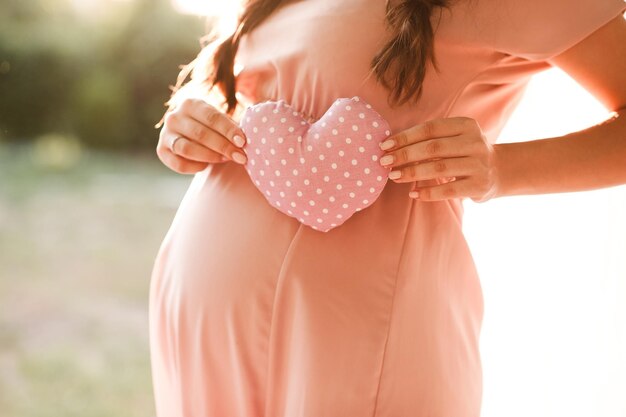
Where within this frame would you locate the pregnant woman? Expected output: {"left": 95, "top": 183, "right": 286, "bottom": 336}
{"left": 150, "top": 0, "right": 626, "bottom": 415}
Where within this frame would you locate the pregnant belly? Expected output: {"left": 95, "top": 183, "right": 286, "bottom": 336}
{"left": 149, "top": 161, "right": 416, "bottom": 415}
{"left": 158, "top": 162, "right": 301, "bottom": 309}
{"left": 149, "top": 160, "right": 484, "bottom": 415}
{"left": 160, "top": 158, "right": 415, "bottom": 292}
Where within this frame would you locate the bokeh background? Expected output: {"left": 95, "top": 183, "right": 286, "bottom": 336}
{"left": 0, "top": 1, "right": 207, "bottom": 416}
{"left": 1, "top": 1, "right": 624, "bottom": 417}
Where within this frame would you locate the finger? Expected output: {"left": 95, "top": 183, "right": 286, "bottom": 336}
{"left": 170, "top": 136, "right": 227, "bottom": 163}
{"left": 183, "top": 98, "right": 247, "bottom": 149}
{"left": 379, "top": 134, "right": 477, "bottom": 168}
{"left": 379, "top": 117, "right": 478, "bottom": 151}
{"left": 159, "top": 148, "right": 211, "bottom": 174}
{"left": 172, "top": 114, "right": 247, "bottom": 163}
{"left": 387, "top": 156, "right": 479, "bottom": 183}
{"left": 410, "top": 178, "right": 473, "bottom": 201}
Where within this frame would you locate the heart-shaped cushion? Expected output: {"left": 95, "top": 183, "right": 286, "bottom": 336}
{"left": 240, "top": 96, "right": 392, "bottom": 232}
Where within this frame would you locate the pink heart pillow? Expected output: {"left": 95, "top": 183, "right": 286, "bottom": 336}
{"left": 240, "top": 96, "right": 392, "bottom": 232}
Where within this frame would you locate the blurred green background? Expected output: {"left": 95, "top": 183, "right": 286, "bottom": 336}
{"left": 0, "top": 0, "right": 209, "bottom": 415}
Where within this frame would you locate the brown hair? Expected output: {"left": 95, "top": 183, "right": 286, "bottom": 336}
{"left": 158, "top": 0, "right": 451, "bottom": 127}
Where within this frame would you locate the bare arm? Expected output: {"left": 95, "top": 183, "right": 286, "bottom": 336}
{"left": 493, "top": 13, "right": 626, "bottom": 198}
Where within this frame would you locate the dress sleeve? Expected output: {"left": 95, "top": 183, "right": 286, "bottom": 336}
{"left": 462, "top": 0, "right": 626, "bottom": 61}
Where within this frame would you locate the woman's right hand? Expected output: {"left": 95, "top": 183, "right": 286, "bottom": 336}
{"left": 156, "top": 97, "right": 248, "bottom": 174}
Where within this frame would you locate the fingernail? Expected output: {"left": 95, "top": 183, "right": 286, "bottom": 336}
{"left": 233, "top": 134, "right": 245, "bottom": 148}
{"left": 409, "top": 191, "right": 419, "bottom": 199}
{"left": 379, "top": 155, "right": 394, "bottom": 166}
{"left": 389, "top": 170, "right": 401, "bottom": 180}
{"left": 379, "top": 139, "right": 395, "bottom": 150}
{"left": 232, "top": 151, "right": 247, "bottom": 164}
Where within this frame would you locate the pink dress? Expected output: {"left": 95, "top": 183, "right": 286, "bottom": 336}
{"left": 149, "top": 1, "right": 625, "bottom": 415}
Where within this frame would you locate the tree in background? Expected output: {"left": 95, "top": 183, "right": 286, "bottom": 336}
{"left": 0, "top": 0, "right": 208, "bottom": 151}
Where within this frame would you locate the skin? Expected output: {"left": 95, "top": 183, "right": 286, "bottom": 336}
{"left": 156, "top": 14, "right": 626, "bottom": 203}
{"left": 156, "top": 97, "right": 248, "bottom": 174}
{"left": 380, "top": 13, "right": 626, "bottom": 202}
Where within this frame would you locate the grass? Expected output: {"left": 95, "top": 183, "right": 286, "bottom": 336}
{"left": 0, "top": 140, "right": 191, "bottom": 417}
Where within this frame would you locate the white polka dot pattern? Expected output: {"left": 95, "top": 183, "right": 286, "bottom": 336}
{"left": 240, "top": 96, "right": 391, "bottom": 232}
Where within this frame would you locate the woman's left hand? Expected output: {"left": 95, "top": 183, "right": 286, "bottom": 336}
{"left": 378, "top": 116, "right": 500, "bottom": 203}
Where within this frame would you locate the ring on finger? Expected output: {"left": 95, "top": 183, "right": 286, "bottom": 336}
{"left": 170, "top": 135, "right": 185, "bottom": 155}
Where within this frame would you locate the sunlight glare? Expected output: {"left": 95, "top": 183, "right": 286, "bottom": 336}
{"left": 172, "top": 0, "right": 242, "bottom": 35}
{"left": 463, "top": 67, "right": 626, "bottom": 417}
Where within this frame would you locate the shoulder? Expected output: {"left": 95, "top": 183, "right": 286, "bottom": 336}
{"left": 440, "top": 0, "right": 626, "bottom": 61}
